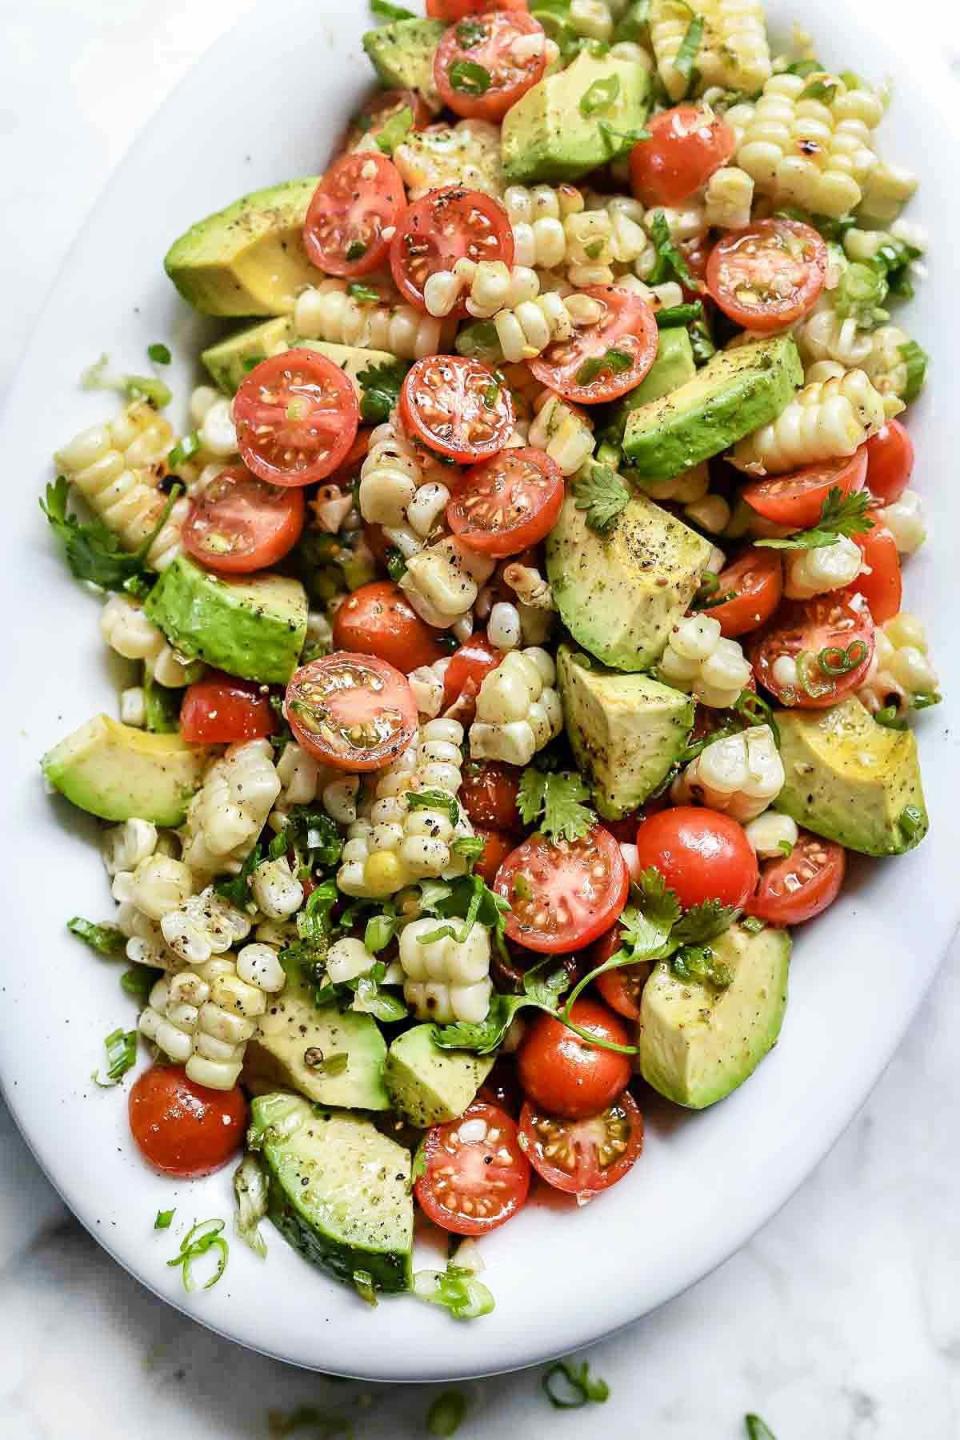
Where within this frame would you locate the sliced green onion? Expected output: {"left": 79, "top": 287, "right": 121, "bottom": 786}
{"left": 576, "top": 347, "right": 632, "bottom": 387}
{"left": 817, "top": 639, "right": 868, "bottom": 675}
{"left": 542, "top": 1359, "right": 610, "bottom": 1409}
{"left": 347, "top": 282, "right": 381, "bottom": 304}
{"left": 426, "top": 1391, "right": 468, "bottom": 1437}
{"left": 364, "top": 912, "right": 395, "bottom": 953}
{"left": 674, "top": 13, "right": 704, "bottom": 94}
{"left": 166, "top": 1218, "right": 229, "bottom": 1292}
{"left": 154, "top": 1209, "right": 175, "bottom": 1230}
{"left": 898, "top": 804, "right": 925, "bottom": 842}
{"left": 92, "top": 1027, "right": 137, "bottom": 1087}
{"left": 899, "top": 340, "right": 929, "bottom": 402}
{"left": 68, "top": 916, "right": 126, "bottom": 958}
{"left": 233, "top": 1155, "right": 269, "bottom": 1258}
{"left": 148, "top": 342, "right": 172, "bottom": 365}
{"left": 455, "top": 18, "right": 486, "bottom": 46}
{"left": 449, "top": 59, "right": 491, "bottom": 95}
{"left": 167, "top": 431, "right": 201, "bottom": 470}
{"left": 579, "top": 74, "right": 620, "bottom": 115}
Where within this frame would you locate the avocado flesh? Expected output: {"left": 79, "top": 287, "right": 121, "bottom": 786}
{"left": 244, "top": 970, "right": 389, "bottom": 1110}
{"left": 558, "top": 646, "right": 694, "bottom": 818}
{"left": 605, "top": 326, "right": 696, "bottom": 447}
{"left": 42, "top": 715, "right": 208, "bottom": 826}
{"left": 164, "top": 179, "right": 320, "bottom": 317}
{"left": 623, "top": 334, "right": 803, "bottom": 482}
{"left": 202, "top": 317, "right": 400, "bottom": 397}
{"left": 385, "top": 1025, "right": 493, "bottom": 1128}
{"left": 251, "top": 1093, "right": 413, "bottom": 1293}
{"left": 502, "top": 51, "right": 650, "bottom": 182}
{"left": 362, "top": 19, "right": 445, "bottom": 110}
{"left": 145, "top": 555, "right": 307, "bottom": 685}
{"left": 547, "top": 478, "right": 712, "bottom": 671}
{"left": 773, "top": 697, "right": 928, "bottom": 856}
{"left": 639, "top": 924, "right": 791, "bottom": 1109}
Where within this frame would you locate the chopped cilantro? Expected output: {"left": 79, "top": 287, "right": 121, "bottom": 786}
{"left": 572, "top": 464, "right": 631, "bottom": 535}
{"left": 756, "top": 486, "right": 874, "bottom": 550}
{"left": 357, "top": 359, "right": 408, "bottom": 425}
{"left": 517, "top": 768, "right": 593, "bottom": 842}
{"left": 41, "top": 475, "right": 182, "bottom": 594}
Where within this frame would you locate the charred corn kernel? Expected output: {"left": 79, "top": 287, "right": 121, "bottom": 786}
{"left": 703, "top": 166, "right": 755, "bottom": 228}
{"left": 111, "top": 854, "right": 195, "bottom": 923}
{"left": 182, "top": 740, "right": 281, "bottom": 876}
{"left": 651, "top": 0, "right": 771, "bottom": 101}
{"left": 469, "top": 648, "right": 563, "bottom": 766}
{"left": 659, "top": 614, "right": 752, "bottom": 708}
{"left": 879, "top": 489, "right": 925, "bottom": 556}
{"left": 54, "top": 400, "right": 187, "bottom": 570}
{"left": 100, "top": 593, "right": 198, "bottom": 687}
{"left": 250, "top": 857, "right": 304, "bottom": 921}
{"left": 398, "top": 917, "right": 492, "bottom": 1024}
{"left": 671, "top": 724, "right": 785, "bottom": 822}
{"left": 394, "top": 118, "right": 505, "bottom": 199}
{"left": 159, "top": 886, "right": 252, "bottom": 966}
{"left": 400, "top": 538, "right": 496, "bottom": 628}
{"left": 294, "top": 281, "right": 444, "bottom": 361}
{"left": 101, "top": 818, "right": 160, "bottom": 877}
{"left": 784, "top": 535, "right": 862, "bottom": 598}
{"left": 527, "top": 390, "right": 595, "bottom": 476}
{"left": 858, "top": 612, "right": 939, "bottom": 716}
{"left": 732, "top": 369, "right": 890, "bottom": 474}
{"left": 745, "top": 811, "right": 799, "bottom": 858}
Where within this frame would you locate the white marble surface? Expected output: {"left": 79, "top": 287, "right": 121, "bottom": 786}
{"left": 1, "top": 2, "right": 958, "bottom": 1435}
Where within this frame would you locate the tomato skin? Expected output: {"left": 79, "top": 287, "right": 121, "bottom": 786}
{"left": 390, "top": 187, "right": 514, "bottom": 316}
{"left": 634, "top": 807, "right": 758, "bottom": 910}
{"left": 285, "top": 652, "right": 418, "bottom": 772}
{"left": 428, "top": 0, "right": 527, "bottom": 13}
{"left": 494, "top": 826, "right": 630, "bottom": 954}
{"left": 517, "top": 999, "right": 632, "bottom": 1120}
{"left": 436, "top": 11, "right": 546, "bottom": 123}
{"left": 344, "top": 89, "right": 431, "bottom": 151}
{"left": 706, "top": 218, "right": 827, "bottom": 332}
{"left": 703, "top": 547, "right": 783, "bottom": 639}
{"left": 473, "top": 827, "right": 517, "bottom": 886}
{"left": 742, "top": 449, "right": 867, "bottom": 529}
{"left": 852, "top": 523, "right": 902, "bottom": 623}
{"left": 747, "top": 834, "right": 846, "bottom": 926}
{"left": 865, "top": 419, "right": 914, "bottom": 505}
{"left": 414, "top": 1101, "right": 530, "bottom": 1235}
{"left": 630, "top": 105, "right": 736, "bottom": 207}
{"left": 303, "top": 152, "right": 405, "bottom": 278}
{"left": 180, "top": 674, "right": 276, "bottom": 744}
{"left": 181, "top": 466, "right": 305, "bottom": 575}
{"left": 588, "top": 927, "right": 650, "bottom": 1021}
{"left": 400, "top": 354, "right": 515, "bottom": 462}
{"left": 749, "top": 591, "right": 875, "bottom": 709}
{"left": 332, "top": 581, "right": 446, "bottom": 673}
{"left": 460, "top": 760, "right": 522, "bottom": 830}
{"left": 529, "top": 285, "right": 659, "bottom": 405}
{"left": 447, "top": 447, "right": 564, "bottom": 557}
{"left": 442, "top": 635, "right": 503, "bottom": 716}
{"left": 128, "top": 1065, "right": 247, "bottom": 1178}
{"left": 519, "top": 1093, "right": 643, "bottom": 1199}
{"left": 234, "top": 350, "right": 359, "bottom": 487}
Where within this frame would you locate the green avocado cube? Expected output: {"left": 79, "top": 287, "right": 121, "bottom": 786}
{"left": 362, "top": 19, "right": 445, "bottom": 110}
{"left": 202, "top": 317, "right": 400, "bottom": 398}
{"left": 41, "top": 715, "right": 209, "bottom": 827}
{"left": 385, "top": 1025, "right": 494, "bottom": 1128}
{"left": 605, "top": 326, "right": 696, "bottom": 447}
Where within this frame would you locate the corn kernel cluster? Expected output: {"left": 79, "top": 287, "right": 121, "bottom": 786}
{"left": 469, "top": 647, "right": 563, "bottom": 766}
{"left": 398, "top": 917, "right": 493, "bottom": 1024}
{"left": 659, "top": 614, "right": 753, "bottom": 708}
{"left": 857, "top": 613, "right": 939, "bottom": 717}
{"left": 671, "top": 723, "right": 785, "bottom": 822}
{"left": 181, "top": 740, "right": 281, "bottom": 877}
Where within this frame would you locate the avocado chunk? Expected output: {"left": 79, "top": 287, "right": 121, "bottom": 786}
{"left": 145, "top": 555, "right": 307, "bottom": 685}
{"left": 605, "top": 326, "right": 696, "bottom": 447}
{"left": 244, "top": 969, "right": 389, "bottom": 1110}
{"left": 502, "top": 50, "right": 650, "bottom": 183}
{"left": 639, "top": 924, "right": 791, "bottom": 1109}
{"left": 251, "top": 1093, "right": 413, "bottom": 1294}
{"left": 546, "top": 477, "right": 712, "bottom": 670}
{"left": 164, "top": 178, "right": 320, "bottom": 317}
{"left": 362, "top": 19, "right": 445, "bottom": 110}
{"left": 202, "top": 318, "right": 401, "bottom": 397}
{"left": 557, "top": 646, "right": 693, "bottom": 818}
{"left": 385, "top": 1025, "right": 493, "bottom": 1128}
{"left": 773, "top": 697, "right": 928, "bottom": 855}
{"left": 42, "top": 715, "right": 208, "bottom": 826}
{"left": 622, "top": 334, "right": 803, "bottom": 482}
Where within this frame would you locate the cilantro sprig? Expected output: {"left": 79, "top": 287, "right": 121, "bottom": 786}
{"left": 756, "top": 486, "right": 874, "bottom": 550}
{"left": 357, "top": 359, "right": 408, "bottom": 425}
{"left": 647, "top": 210, "right": 696, "bottom": 287}
{"left": 517, "top": 768, "right": 594, "bottom": 842}
{"left": 41, "top": 475, "right": 183, "bottom": 595}
{"left": 572, "top": 463, "right": 631, "bottom": 535}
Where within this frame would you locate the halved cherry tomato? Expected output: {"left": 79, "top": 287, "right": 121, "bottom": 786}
{"left": 519, "top": 1092, "right": 643, "bottom": 1199}
{"left": 329, "top": 427, "right": 372, "bottom": 487}
{"left": 400, "top": 355, "right": 514, "bottom": 462}
{"left": 128, "top": 1065, "right": 247, "bottom": 1178}
{"left": 634, "top": 807, "right": 758, "bottom": 910}
{"left": 181, "top": 466, "right": 304, "bottom": 575}
{"left": 742, "top": 448, "right": 867, "bottom": 530}
{"left": 414, "top": 1101, "right": 530, "bottom": 1235}
{"left": 303, "top": 152, "right": 405, "bottom": 278}
{"left": 285, "top": 651, "right": 417, "bottom": 771}
{"left": 442, "top": 635, "right": 503, "bottom": 714}
{"left": 494, "top": 826, "right": 629, "bottom": 954}
{"left": 517, "top": 998, "right": 632, "bottom": 1119}
{"left": 865, "top": 419, "right": 914, "bottom": 505}
{"left": 529, "top": 286, "right": 658, "bottom": 405}
{"left": 428, "top": 0, "right": 527, "bottom": 13}
{"left": 588, "top": 926, "right": 650, "bottom": 1021}
{"left": 706, "top": 218, "right": 827, "bottom": 332}
{"left": 629, "top": 105, "right": 736, "bottom": 207}
{"left": 473, "top": 827, "right": 517, "bottom": 886}
{"left": 332, "top": 580, "right": 446, "bottom": 672}
{"left": 436, "top": 11, "right": 547, "bottom": 122}
{"left": 390, "top": 187, "right": 514, "bottom": 315}
{"left": 344, "top": 88, "right": 431, "bottom": 151}
{"left": 460, "top": 760, "right": 522, "bottom": 831}
{"left": 852, "top": 522, "right": 902, "bottom": 623}
{"left": 702, "top": 546, "right": 783, "bottom": 639}
{"left": 746, "top": 833, "right": 846, "bottom": 925}
{"left": 447, "top": 447, "right": 564, "bottom": 557}
{"left": 749, "top": 591, "right": 875, "bottom": 708}
{"left": 234, "top": 350, "right": 359, "bottom": 487}
{"left": 180, "top": 673, "right": 276, "bottom": 745}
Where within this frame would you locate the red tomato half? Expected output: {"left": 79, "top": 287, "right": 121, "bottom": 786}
{"left": 517, "top": 999, "right": 632, "bottom": 1119}
{"left": 494, "top": 827, "right": 630, "bottom": 954}
{"left": 473, "top": 827, "right": 516, "bottom": 886}
{"left": 852, "top": 522, "right": 902, "bottom": 623}
{"left": 442, "top": 635, "right": 503, "bottom": 715}
{"left": 182, "top": 466, "right": 305, "bottom": 574}
{"left": 519, "top": 1093, "right": 643, "bottom": 1199}
{"left": 634, "top": 807, "right": 758, "bottom": 910}
{"left": 749, "top": 591, "right": 875, "bottom": 708}
{"left": 702, "top": 547, "right": 783, "bottom": 639}
{"left": 447, "top": 447, "right": 564, "bottom": 557}
{"left": 529, "top": 286, "right": 658, "bottom": 405}
{"left": 428, "top": 0, "right": 528, "bottom": 13}
{"left": 344, "top": 88, "right": 431, "bottom": 151}
{"left": 588, "top": 926, "right": 650, "bottom": 1021}
{"left": 706, "top": 218, "right": 827, "bottom": 332}
{"left": 436, "top": 11, "right": 547, "bottom": 122}
{"left": 390, "top": 187, "right": 514, "bottom": 315}
{"left": 303, "top": 152, "right": 405, "bottom": 278}
{"left": 414, "top": 1101, "right": 530, "bottom": 1235}
{"left": 400, "top": 355, "right": 514, "bottom": 462}
{"left": 742, "top": 448, "right": 867, "bottom": 529}
{"left": 332, "top": 580, "right": 446, "bottom": 672}
{"left": 630, "top": 105, "right": 736, "bottom": 207}
{"left": 128, "top": 1065, "right": 247, "bottom": 1178}
{"left": 747, "top": 833, "right": 846, "bottom": 925}
{"left": 234, "top": 350, "right": 359, "bottom": 487}
{"left": 460, "top": 760, "right": 522, "bottom": 830}
{"left": 180, "top": 674, "right": 276, "bottom": 744}
{"left": 285, "top": 652, "right": 417, "bottom": 771}
{"left": 865, "top": 419, "right": 914, "bottom": 505}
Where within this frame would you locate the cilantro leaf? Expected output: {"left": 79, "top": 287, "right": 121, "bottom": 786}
{"left": 407, "top": 789, "right": 461, "bottom": 826}
{"left": 647, "top": 210, "right": 695, "bottom": 287}
{"left": 268, "top": 806, "right": 343, "bottom": 871}
{"left": 41, "top": 475, "right": 182, "bottom": 593}
{"left": 517, "top": 769, "right": 594, "bottom": 842}
{"left": 656, "top": 300, "right": 703, "bottom": 328}
{"left": 67, "top": 916, "right": 126, "bottom": 959}
{"left": 433, "top": 962, "right": 570, "bottom": 1054}
{"left": 756, "top": 486, "right": 874, "bottom": 550}
{"left": 418, "top": 873, "right": 510, "bottom": 952}
{"left": 214, "top": 842, "right": 262, "bottom": 909}
{"left": 745, "top": 1415, "right": 778, "bottom": 1440}
{"left": 147, "top": 342, "right": 171, "bottom": 365}
{"left": 671, "top": 899, "right": 739, "bottom": 945}
{"left": 357, "top": 359, "right": 408, "bottom": 425}
{"left": 572, "top": 464, "right": 630, "bottom": 535}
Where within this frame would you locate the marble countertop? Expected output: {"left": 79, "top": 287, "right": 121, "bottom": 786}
{"left": 1, "top": 2, "right": 958, "bottom": 1435}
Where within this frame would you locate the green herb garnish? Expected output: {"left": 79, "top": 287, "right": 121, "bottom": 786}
{"left": 572, "top": 464, "right": 630, "bottom": 535}
{"left": 674, "top": 11, "right": 704, "bottom": 95}
{"left": 656, "top": 300, "right": 703, "bottom": 328}
{"left": 385, "top": 546, "right": 407, "bottom": 581}
{"left": 576, "top": 346, "right": 633, "bottom": 387}
{"left": 357, "top": 359, "right": 408, "bottom": 425}
{"left": 745, "top": 1417, "right": 778, "bottom": 1440}
{"left": 166, "top": 1218, "right": 229, "bottom": 1292}
{"left": 898, "top": 804, "right": 926, "bottom": 843}
{"left": 121, "top": 965, "right": 159, "bottom": 1003}
{"left": 647, "top": 210, "right": 695, "bottom": 287}
{"left": 147, "top": 342, "right": 171, "bottom": 365}
{"left": 92, "top": 1027, "right": 138, "bottom": 1087}
{"left": 426, "top": 1390, "right": 468, "bottom": 1436}
{"left": 154, "top": 1209, "right": 175, "bottom": 1230}
{"left": 81, "top": 353, "right": 172, "bottom": 409}
{"left": 167, "top": 430, "right": 201, "bottom": 470}
{"left": 455, "top": 18, "right": 486, "bottom": 46}
{"left": 542, "top": 1359, "right": 610, "bottom": 1409}
{"left": 756, "top": 486, "right": 874, "bottom": 550}
{"left": 370, "top": 0, "right": 413, "bottom": 18}
{"left": 412, "top": 1264, "right": 495, "bottom": 1321}
{"left": 449, "top": 59, "right": 491, "bottom": 95}
{"left": 800, "top": 75, "right": 840, "bottom": 102}
{"left": 347, "top": 281, "right": 381, "bottom": 304}
{"left": 375, "top": 104, "right": 414, "bottom": 156}
{"left": 580, "top": 73, "right": 620, "bottom": 115}
{"left": 345, "top": 239, "right": 368, "bottom": 263}
{"left": 41, "top": 475, "right": 182, "bottom": 595}
{"left": 899, "top": 339, "right": 928, "bottom": 402}
{"left": 517, "top": 768, "right": 593, "bottom": 842}
{"left": 67, "top": 916, "right": 126, "bottom": 959}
